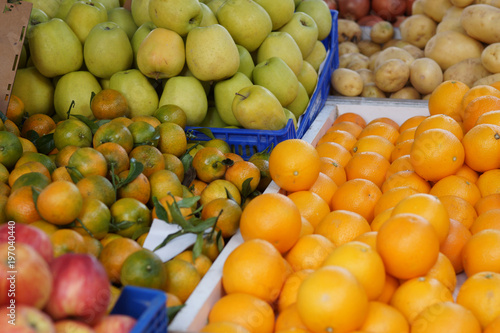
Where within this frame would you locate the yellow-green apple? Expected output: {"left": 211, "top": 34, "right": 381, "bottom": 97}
{"left": 97, "top": 0, "right": 119, "bottom": 10}
{"left": 107, "top": 7, "right": 138, "bottom": 40}
{"left": 199, "top": 106, "right": 228, "bottom": 128}
{"left": 206, "top": 0, "right": 225, "bottom": 14}
{"left": 55, "top": 319, "right": 95, "bottom": 333}
{"left": 0, "top": 223, "right": 53, "bottom": 263}
{"left": 109, "top": 69, "right": 159, "bottom": 117}
{"left": 84, "top": 22, "right": 133, "bottom": 79}
{"left": 27, "top": 8, "right": 50, "bottom": 36}
{"left": 186, "top": 24, "right": 240, "bottom": 82}
{"left": 305, "top": 40, "right": 327, "bottom": 72}
{"left": 283, "top": 108, "right": 298, "bottom": 129}
{"left": 0, "top": 305, "right": 55, "bottom": 332}
{"left": 100, "top": 78, "right": 110, "bottom": 90}
{"left": 199, "top": 2, "right": 218, "bottom": 27}
{"left": 18, "top": 44, "right": 28, "bottom": 69}
{"left": 137, "top": 28, "right": 185, "bottom": 80}
{"left": 0, "top": 243, "right": 53, "bottom": 309}
{"left": 54, "top": 0, "right": 77, "bottom": 19}
{"left": 252, "top": 57, "right": 299, "bottom": 107}
{"left": 256, "top": 31, "right": 304, "bottom": 76}
{"left": 232, "top": 85, "right": 288, "bottom": 130}
{"left": 64, "top": 0, "right": 108, "bottom": 43}
{"left": 253, "top": 0, "right": 295, "bottom": 30}
{"left": 236, "top": 45, "right": 255, "bottom": 80}
{"left": 180, "top": 67, "right": 212, "bottom": 95}
{"left": 54, "top": 71, "right": 102, "bottom": 120}
{"left": 130, "top": 0, "right": 150, "bottom": 26}
{"left": 12, "top": 67, "right": 54, "bottom": 116}
{"left": 131, "top": 21, "right": 156, "bottom": 68}
{"left": 45, "top": 254, "right": 111, "bottom": 325}
{"left": 93, "top": 314, "right": 137, "bottom": 333}
{"left": 294, "top": 0, "right": 301, "bottom": 8}
{"left": 159, "top": 76, "right": 208, "bottom": 126}
{"left": 216, "top": 0, "right": 272, "bottom": 52}
{"left": 148, "top": 0, "right": 202, "bottom": 37}
{"left": 214, "top": 72, "right": 253, "bottom": 126}
{"left": 28, "top": 18, "right": 83, "bottom": 78}
{"left": 25, "top": 0, "right": 62, "bottom": 18}
{"left": 279, "top": 12, "right": 318, "bottom": 59}
{"left": 296, "top": 0, "right": 333, "bottom": 41}
{"left": 287, "top": 81, "right": 310, "bottom": 119}
{"left": 297, "top": 60, "right": 318, "bottom": 96}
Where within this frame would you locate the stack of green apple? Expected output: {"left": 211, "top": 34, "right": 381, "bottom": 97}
{"left": 14, "top": 0, "right": 332, "bottom": 133}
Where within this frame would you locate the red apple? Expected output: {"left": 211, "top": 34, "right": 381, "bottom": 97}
{"left": 0, "top": 304, "right": 55, "bottom": 332}
{"left": 44, "top": 254, "right": 111, "bottom": 325}
{"left": 0, "top": 222, "right": 54, "bottom": 263}
{"left": 324, "top": 0, "right": 337, "bottom": 10}
{"left": 93, "top": 315, "right": 137, "bottom": 333}
{"left": 0, "top": 243, "right": 53, "bottom": 309}
{"left": 54, "top": 320, "right": 95, "bottom": 333}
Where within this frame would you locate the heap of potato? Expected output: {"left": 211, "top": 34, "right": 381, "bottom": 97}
{"left": 331, "top": 0, "right": 500, "bottom": 100}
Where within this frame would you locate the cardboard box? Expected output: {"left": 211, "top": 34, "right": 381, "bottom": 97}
{"left": 0, "top": 0, "right": 32, "bottom": 115}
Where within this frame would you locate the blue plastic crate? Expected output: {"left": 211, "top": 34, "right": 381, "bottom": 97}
{"left": 186, "top": 10, "right": 339, "bottom": 160}
{"left": 111, "top": 286, "right": 168, "bottom": 333}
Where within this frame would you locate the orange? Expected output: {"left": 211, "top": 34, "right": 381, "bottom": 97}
{"left": 395, "top": 127, "right": 417, "bottom": 145}
{"left": 4, "top": 119, "right": 20, "bottom": 136}
{"left": 0, "top": 131, "right": 23, "bottom": 170}
{"left": 152, "top": 195, "right": 193, "bottom": 222}
{"left": 461, "top": 85, "right": 500, "bottom": 120}
{"left": 414, "top": 114, "right": 464, "bottom": 140}
{"left": 269, "top": 139, "right": 321, "bottom": 192}
{"left": 188, "top": 179, "right": 208, "bottom": 197}
{"left": 315, "top": 141, "right": 352, "bottom": 167}
{"left": 477, "top": 169, "right": 500, "bottom": 197}
{"left": 37, "top": 180, "right": 83, "bottom": 225}
{"left": 377, "top": 213, "right": 440, "bottom": 280}
{"left": 129, "top": 145, "right": 165, "bottom": 178}
{"left": 53, "top": 118, "right": 93, "bottom": 151}
{"left": 199, "top": 179, "right": 241, "bottom": 206}
{"left": 470, "top": 209, "right": 500, "bottom": 234}
{"left": 19, "top": 138, "right": 38, "bottom": 153}
{"left": 200, "top": 198, "right": 242, "bottom": 238}
{"left": 284, "top": 234, "right": 335, "bottom": 272}
{"left": 390, "top": 139, "right": 413, "bottom": 163}
{"left": 149, "top": 169, "right": 184, "bottom": 202}
{"left": 92, "top": 120, "right": 134, "bottom": 153}
{"left": 373, "top": 186, "right": 419, "bottom": 217}
{"left": 200, "top": 322, "right": 251, "bottom": 333}
{"left": 317, "top": 130, "right": 357, "bottom": 151}
{"left": 100, "top": 233, "right": 123, "bottom": 247}
{"left": 21, "top": 113, "right": 56, "bottom": 139}
{"left": 224, "top": 160, "right": 260, "bottom": 194}
{"left": 50, "top": 229, "right": 86, "bottom": 257}
{"left": 98, "top": 237, "right": 142, "bottom": 284}
{"left": 359, "top": 301, "right": 409, "bottom": 333}
{"left": 296, "top": 266, "right": 369, "bottom": 333}
{"left": 157, "top": 122, "right": 187, "bottom": 157}
{"left": 475, "top": 109, "right": 500, "bottom": 126}
{"left": 358, "top": 121, "right": 399, "bottom": 144}
{"left": 411, "top": 301, "right": 482, "bottom": 333}
{"left": 371, "top": 208, "right": 394, "bottom": 232}
{"left": 351, "top": 135, "right": 395, "bottom": 161}
{"left": 277, "top": 269, "right": 315, "bottom": 313}
{"left": 208, "top": 293, "right": 275, "bottom": 333}
{"left": 428, "top": 80, "right": 469, "bottom": 122}
{"left": 430, "top": 175, "right": 481, "bottom": 206}
{"left": 10, "top": 171, "right": 50, "bottom": 193}
{"left": 475, "top": 193, "right": 500, "bottom": 215}
{"left": 327, "top": 121, "right": 363, "bottom": 138}
{"left": 399, "top": 115, "right": 427, "bottom": 133}
{"left": 15, "top": 151, "right": 56, "bottom": 174}
{"left": 425, "top": 252, "right": 457, "bottom": 292}
{"left": 440, "top": 218, "right": 471, "bottom": 274}
{"left": 456, "top": 271, "right": 500, "bottom": 329}
{"left": 484, "top": 314, "right": 500, "bottom": 333}
{"left": 323, "top": 241, "right": 386, "bottom": 300}
{"left": 109, "top": 197, "right": 152, "bottom": 239}
{"left": 90, "top": 88, "right": 129, "bottom": 119}
{"left": 345, "top": 151, "right": 390, "bottom": 188}
{"left": 239, "top": 193, "right": 302, "bottom": 254}
{"left": 116, "top": 170, "right": 151, "bottom": 205}
{"left": 67, "top": 147, "right": 108, "bottom": 179}
{"left": 368, "top": 117, "right": 400, "bottom": 131}
{"left": 319, "top": 156, "right": 346, "bottom": 186}
{"left": 110, "top": 116, "right": 133, "bottom": 127}
{"left": 330, "top": 178, "right": 382, "bottom": 222}
{"left": 438, "top": 195, "right": 477, "bottom": 229}
{"left": 353, "top": 231, "right": 378, "bottom": 250}
{"left": 8, "top": 161, "right": 50, "bottom": 188}
{"left": 222, "top": 239, "right": 288, "bottom": 304}
{"left": 275, "top": 303, "right": 309, "bottom": 331}
{"left": 454, "top": 164, "right": 479, "bottom": 183}
{"left": 462, "top": 124, "right": 500, "bottom": 172}
{"left": 192, "top": 147, "right": 228, "bottom": 183}
{"left": 287, "top": 191, "right": 330, "bottom": 228}
{"left": 307, "top": 172, "right": 338, "bottom": 206}
{"left": 174, "top": 251, "right": 212, "bottom": 278}
{"left": 163, "top": 258, "right": 201, "bottom": 303}
{"left": 315, "top": 210, "right": 371, "bottom": 246}
{"left": 409, "top": 128, "right": 465, "bottom": 182}
{"left": 333, "top": 112, "right": 367, "bottom": 128}
{"left": 224, "top": 152, "right": 244, "bottom": 164}
{"left": 76, "top": 174, "right": 116, "bottom": 208}
{"left": 6, "top": 95, "right": 25, "bottom": 126}
{"left": 385, "top": 154, "right": 415, "bottom": 179}
{"left": 462, "top": 229, "right": 500, "bottom": 276}
{"left": 74, "top": 197, "right": 111, "bottom": 240}
{"left": 5, "top": 186, "right": 42, "bottom": 224}
{"left": 95, "top": 142, "right": 130, "bottom": 177}
{"left": 130, "top": 115, "right": 161, "bottom": 128}
{"left": 162, "top": 153, "right": 184, "bottom": 183}
{"left": 377, "top": 274, "right": 400, "bottom": 304}
{"left": 55, "top": 145, "right": 79, "bottom": 167}
{"left": 390, "top": 277, "right": 453, "bottom": 324}
{"left": 120, "top": 249, "right": 166, "bottom": 290}
{"left": 51, "top": 166, "right": 73, "bottom": 182}
{"left": 153, "top": 104, "right": 187, "bottom": 129}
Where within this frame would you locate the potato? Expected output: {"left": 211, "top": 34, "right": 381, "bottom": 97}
{"left": 338, "top": 41, "right": 360, "bottom": 57}
{"left": 369, "top": 51, "right": 381, "bottom": 71}
{"left": 423, "top": 0, "right": 453, "bottom": 22}
{"left": 451, "top": 0, "right": 474, "bottom": 7}
{"left": 390, "top": 87, "right": 422, "bottom": 99}
{"left": 331, "top": 68, "right": 364, "bottom": 97}
{"left": 481, "top": 43, "right": 500, "bottom": 73}
{"left": 400, "top": 14, "right": 437, "bottom": 49}
{"left": 382, "top": 40, "right": 410, "bottom": 50}
{"left": 374, "top": 59, "right": 410, "bottom": 93}
{"left": 375, "top": 47, "right": 415, "bottom": 70}
{"left": 403, "top": 45, "right": 425, "bottom": 60}
{"left": 347, "top": 55, "right": 370, "bottom": 71}
{"left": 370, "top": 21, "right": 394, "bottom": 44}
{"left": 356, "top": 68, "right": 375, "bottom": 85}
{"left": 361, "top": 83, "right": 387, "bottom": 98}
{"left": 473, "top": 0, "right": 500, "bottom": 9}
{"left": 472, "top": 73, "right": 500, "bottom": 86}
{"left": 424, "top": 30, "right": 484, "bottom": 70}
{"left": 410, "top": 58, "right": 444, "bottom": 95}
{"left": 437, "top": 6, "right": 466, "bottom": 34}
{"left": 412, "top": 0, "right": 426, "bottom": 14}
{"left": 422, "top": 93, "right": 432, "bottom": 100}
{"left": 339, "top": 52, "right": 369, "bottom": 69}
{"left": 357, "top": 40, "right": 382, "bottom": 57}
{"left": 461, "top": 4, "right": 500, "bottom": 44}
{"left": 444, "top": 58, "right": 492, "bottom": 87}
{"left": 338, "top": 19, "right": 362, "bottom": 43}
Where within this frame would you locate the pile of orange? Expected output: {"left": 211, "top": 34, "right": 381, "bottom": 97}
{"left": 204, "top": 80, "right": 500, "bottom": 333}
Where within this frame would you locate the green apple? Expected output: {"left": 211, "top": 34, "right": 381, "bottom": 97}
{"left": 28, "top": 18, "right": 83, "bottom": 78}
{"left": 236, "top": 45, "right": 255, "bottom": 80}
{"left": 253, "top": 0, "right": 295, "bottom": 30}
{"left": 24, "top": 0, "right": 62, "bottom": 18}
{"left": 97, "top": 0, "right": 119, "bottom": 10}
{"left": 12, "top": 67, "right": 54, "bottom": 116}
{"left": 27, "top": 8, "right": 50, "bottom": 35}
{"left": 137, "top": 27, "right": 185, "bottom": 80}
{"left": 232, "top": 85, "right": 288, "bottom": 131}
{"left": 279, "top": 12, "right": 318, "bottom": 59}
{"left": 100, "top": 78, "right": 110, "bottom": 89}
{"left": 19, "top": 45, "right": 28, "bottom": 69}
{"left": 283, "top": 108, "right": 298, "bottom": 130}
{"left": 256, "top": 31, "right": 304, "bottom": 76}
{"left": 84, "top": 22, "right": 133, "bottom": 79}
{"left": 305, "top": 40, "right": 327, "bottom": 72}
{"left": 149, "top": 0, "right": 202, "bottom": 37}
{"left": 130, "top": 0, "right": 150, "bottom": 26}
{"left": 108, "top": 7, "right": 138, "bottom": 40}
{"left": 131, "top": 21, "right": 156, "bottom": 68}
{"left": 186, "top": 24, "right": 240, "bottom": 82}
{"left": 159, "top": 76, "right": 208, "bottom": 126}
{"left": 287, "top": 81, "right": 310, "bottom": 119}
{"left": 297, "top": 60, "right": 318, "bottom": 97}
{"left": 54, "top": 71, "right": 102, "bottom": 120}
{"left": 206, "top": 0, "right": 225, "bottom": 14}
{"left": 216, "top": 0, "right": 272, "bottom": 53}
{"left": 199, "top": 2, "right": 218, "bottom": 27}
{"left": 199, "top": 106, "right": 228, "bottom": 128}
{"left": 109, "top": 69, "right": 159, "bottom": 117}
{"left": 214, "top": 72, "right": 253, "bottom": 126}
{"left": 65, "top": 0, "right": 108, "bottom": 43}
{"left": 296, "top": 0, "right": 333, "bottom": 41}
{"left": 54, "top": 0, "right": 77, "bottom": 19}
{"left": 252, "top": 57, "right": 299, "bottom": 107}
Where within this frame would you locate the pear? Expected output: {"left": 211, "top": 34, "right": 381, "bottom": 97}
{"left": 186, "top": 24, "right": 240, "bottom": 82}
{"left": 206, "top": 0, "right": 225, "bottom": 14}
{"left": 253, "top": 0, "right": 295, "bottom": 30}
{"left": 148, "top": 0, "right": 203, "bottom": 37}
{"left": 97, "top": 0, "right": 119, "bottom": 10}
{"left": 214, "top": 72, "right": 253, "bottom": 126}
{"left": 130, "top": 0, "right": 150, "bottom": 26}
{"left": 287, "top": 81, "right": 310, "bottom": 119}
{"left": 12, "top": 67, "right": 54, "bottom": 116}
{"left": 216, "top": 0, "right": 272, "bottom": 52}
{"left": 64, "top": 0, "right": 108, "bottom": 43}
{"left": 54, "top": 71, "right": 102, "bottom": 120}
{"left": 283, "top": 108, "right": 298, "bottom": 130}
{"left": 137, "top": 28, "right": 185, "bottom": 80}
{"left": 257, "top": 31, "right": 304, "bottom": 76}
{"left": 199, "top": 107, "right": 228, "bottom": 128}
{"left": 131, "top": 21, "right": 156, "bottom": 68}
{"left": 54, "top": 0, "right": 77, "bottom": 19}
{"left": 24, "top": 0, "right": 62, "bottom": 18}
{"left": 84, "top": 22, "right": 133, "bottom": 79}
{"left": 109, "top": 69, "right": 159, "bottom": 118}
{"left": 27, "top": 8, "right": 50, "bottom": 35}
{"left": 236, "top": 45, "right": 255, "bottom": 80}
{"left": 159, "top": 76, "right": 208, "bottom": 126}
{"left": 297, "top": 61, "right": 319, "bottom": 97}
{"left": 199, "top": 2, "right": 218, "bottom": 27}
{"left": 28, "top": 18, "right": 83, "bottom": 78}
{"left": 279, "top": 12, "right": 319, "bottom": 59}
{"left": 305, "top": 40, "right": 327, "bottom": 72}
{"left": 296, "top": 0, "right": 333, "bottom": 41}
{"left": 107, "top": 7, "right": 138, "bottom": 40}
